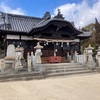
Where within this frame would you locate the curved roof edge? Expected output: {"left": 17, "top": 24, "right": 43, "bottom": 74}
{"left": 29, "top": 18, "right": 83, "bottom": 35}
{"left": 77, "top": 32, "right": 92, "bottom": 38}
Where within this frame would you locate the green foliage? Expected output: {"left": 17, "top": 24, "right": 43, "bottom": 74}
{"left": 81, "top": 23, "right": 96, "bottom": 49}
{"left": 81, "top": 23, "right": 95, "bottom": 32}
{"left": 81, "top": 23, "right": 97, "bottom": 56}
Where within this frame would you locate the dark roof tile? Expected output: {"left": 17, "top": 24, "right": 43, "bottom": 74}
{"left": 0, "top": 12, "right": 42, "bottom": 32}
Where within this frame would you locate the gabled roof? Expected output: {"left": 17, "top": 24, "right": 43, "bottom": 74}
{"left": 0, "top": 12, "right": 42, "bottom": 33}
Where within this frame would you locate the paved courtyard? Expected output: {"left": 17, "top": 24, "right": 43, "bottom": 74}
{"left": 0, "top": 73, "right": 100, "bottom": 100}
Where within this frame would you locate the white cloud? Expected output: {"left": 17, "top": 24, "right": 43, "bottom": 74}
{"left": 54, "top": 0, "right": 100, "bottom": 28}
{"left": 0, "top": 2, "right": 26, "bottom": 15}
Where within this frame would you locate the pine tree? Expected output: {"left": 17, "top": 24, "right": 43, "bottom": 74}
{"left": 95, "top": 18, "right": 100, "bottom": 46}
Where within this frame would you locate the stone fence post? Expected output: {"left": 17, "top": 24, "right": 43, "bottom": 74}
{"left": 27, "top": 53, "right": 32, "bottom": 73}
{"left": 96, "top": 46, "right": 100, "bottom": 67}
{"left": 74, "top": 51, "right": 78, "bottom": 63}
{"left": 83, "top": 49, "right": 88, "bottom": 66}
{"left": 0, "top": 59, "right": 5, "bottom": 74}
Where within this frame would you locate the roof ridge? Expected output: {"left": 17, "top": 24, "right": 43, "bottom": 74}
{"left": 0, "top": 11, "right": 42, "bottom": 20}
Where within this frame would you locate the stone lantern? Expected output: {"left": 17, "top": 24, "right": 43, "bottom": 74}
{"left": 15, "top": 45, "right": 24, "bottom": 70}
{"left": 34, "top": 42, "right": 43, "bottom": 64}
{"left": 15, "top": 45, "right": 24, "bottom": 59}
{"left": 86, "top": 44, "right": 95, "bottom": 68}
{"left": 96, "top": 46, "right": 100, "bottom": 67}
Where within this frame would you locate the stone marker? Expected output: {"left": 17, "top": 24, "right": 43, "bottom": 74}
{"left": 4, "top": 44, "right": 16, "bottom": 70}
{"left": 6, "top": 44, "right": 16, "bottom": 59}
{"left": 27, "top": 53, "right": 32, "bottom": 72}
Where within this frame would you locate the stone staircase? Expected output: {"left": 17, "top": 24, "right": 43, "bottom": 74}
{"left": 41, "top": 63, "right": 95, "bottom": 77}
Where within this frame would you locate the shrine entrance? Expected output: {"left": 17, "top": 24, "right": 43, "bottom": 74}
{"left": 33, "top": 38, "right": 80, "bottom": 63}
{"left": 29, "top": 18, "right": 84, "bottom": 64}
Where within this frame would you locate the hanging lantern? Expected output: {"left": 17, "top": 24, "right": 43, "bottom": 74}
{"left": 20, "top": 42, "right": 21, "bottom": 46}
{"left": 44, "top": 42, "right": 46, "bottom": 46}
{"left": 56, "top": 42, "right": 58, "bottom": 45}
{"left": 55, "top": 49, "right": 57, "bottom": 52}
{"left": 67, "top": 42, "right": 69, "bottom": 46}
{"left": 61, "top": 42, "right": 63, "bottom": 47}
{"left": 46, "top": 42, "right": 48, "bottom": 45}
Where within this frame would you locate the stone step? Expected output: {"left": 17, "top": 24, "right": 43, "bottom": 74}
{"left": 46, "top": 67, "right": 89, "bottom": 73}
{"left": 0, "top": 72, "right": 44, "bottom": 82}
{"left": 45, "top": 65, "right": 83, "bottom": 70}
{"left": 46, "top": 70, "right": 94, "bottom": 77}
{"left": 41, "top": 63, "right": 82, "bottom": 67}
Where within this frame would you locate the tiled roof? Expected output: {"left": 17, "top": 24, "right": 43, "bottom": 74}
{"left": 29, "top": 18, "right": 83, "bottom": 34}
{"left": 0, "top": 12, "right": 92, "bottom": 38}
{"left": 77, "top": 32, "right": 91, "bottom": 37}
{"left": 0, "top": 12, "right": 42, "bottom": 32}
{"left": 30, "top": 18, "right": 91, "bottom": 37}
{"left": 31, "top": 18, "right": 76, "bottom": 29}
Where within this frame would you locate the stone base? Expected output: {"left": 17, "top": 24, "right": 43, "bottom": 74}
{"left": 71, "top": 60, "right": 74, "bottom": 63}
{"left": 34, "top": 64, "right": 45, "bottom": 73}
{"left": 28, "top": 66, "right": 33, "bottom": 73}
{"left": 86, "top": 61, "right": 96, "bottom": 69}
{"left": 5, "top": 60, "right": 15, "bottom": 70}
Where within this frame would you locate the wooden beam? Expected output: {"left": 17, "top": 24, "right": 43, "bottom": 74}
{"left": 33, "top": 38, "right": 80, "bottom": 43}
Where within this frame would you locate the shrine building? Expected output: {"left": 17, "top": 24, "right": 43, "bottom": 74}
{"left": 0, "top": 10, "right": 91, "bottom": 63}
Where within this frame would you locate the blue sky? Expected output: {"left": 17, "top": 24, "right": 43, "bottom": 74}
{"left": 0, "top": 0, "right": 100, "bottom": 28}
{"left": 0, "top": 0, "right": 81, "bottom": 16}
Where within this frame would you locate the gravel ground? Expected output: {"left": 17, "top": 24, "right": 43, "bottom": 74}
{"left": 0, "top": 73, "right": 100, "bottom": 100}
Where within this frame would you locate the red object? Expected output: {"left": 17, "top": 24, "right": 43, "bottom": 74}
{"left": 49, "top": 56, "right": 61, "bottom": 63}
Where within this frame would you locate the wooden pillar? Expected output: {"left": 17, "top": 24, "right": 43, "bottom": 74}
{"left": 4, "top": 35, "right": 8, "bottom": 56}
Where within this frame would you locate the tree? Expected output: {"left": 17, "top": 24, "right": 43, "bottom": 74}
{"left": 81, "top": 23, "right": 96, "bottom": 49}
{"left": 95, "top": 18, "right": 100, "bottom": 46}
